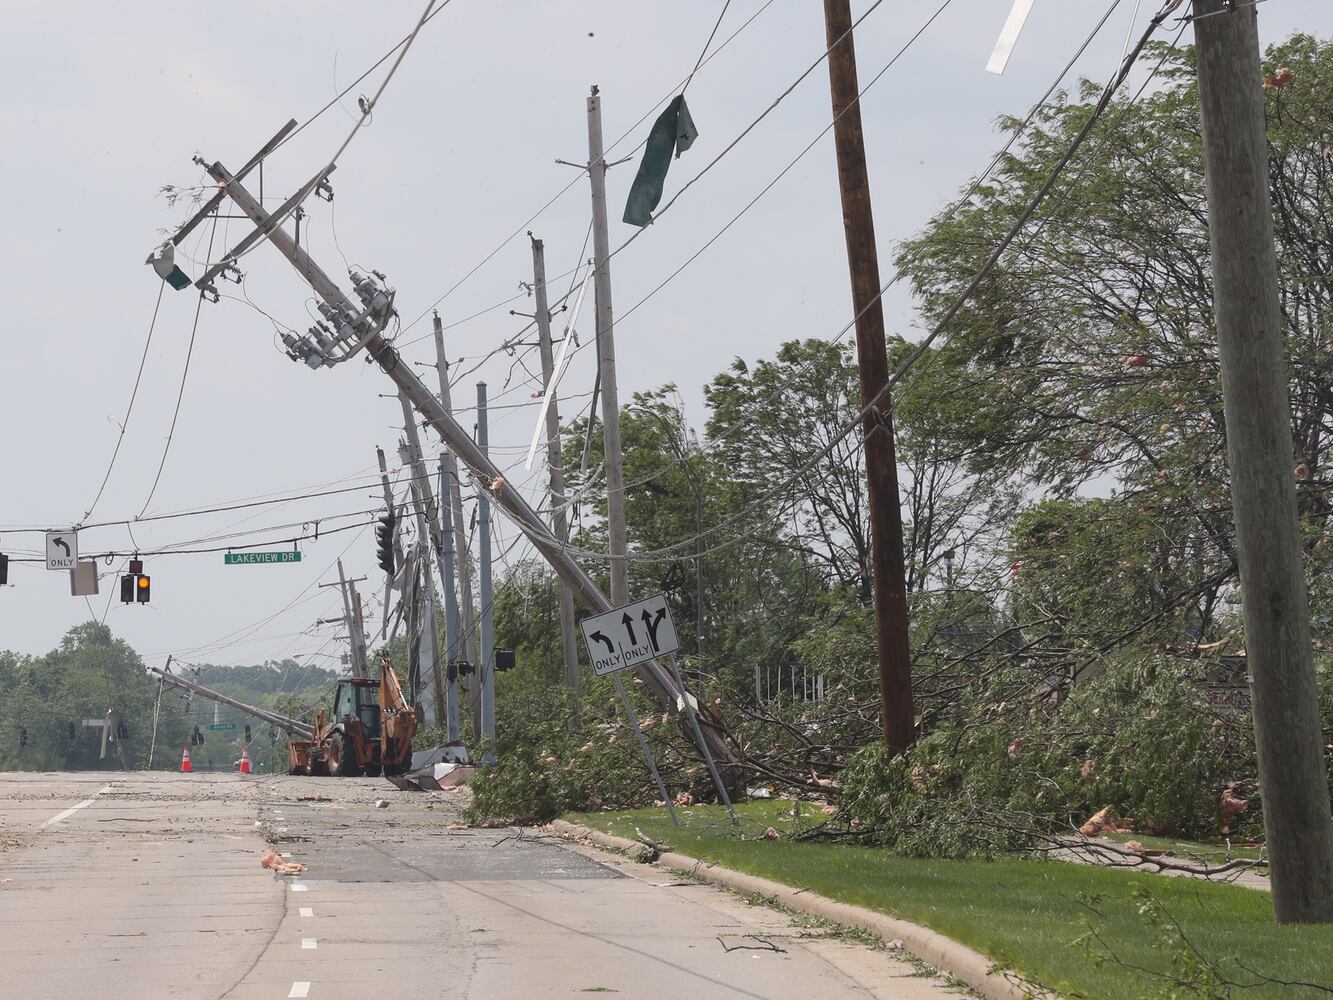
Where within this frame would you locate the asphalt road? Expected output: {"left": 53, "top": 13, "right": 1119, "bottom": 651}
{"left": 0, "top": 771, "right": 964, "bottom": 999}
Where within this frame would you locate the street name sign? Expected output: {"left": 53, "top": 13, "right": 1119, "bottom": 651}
{"left": 46, "top": 530, "right": 78, "bottom": 571}
{"left": 208, "top": 723, "right": 237, "bottom": 731}
{"left": 224, "top": 551, "right": 302, "bottom": 565}
{"left": 580, "top": 593, "right": 680, "bottom": 677}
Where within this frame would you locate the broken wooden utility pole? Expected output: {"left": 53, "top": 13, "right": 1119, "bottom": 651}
{"left": 1193, "top": 0, "right": 1333, "bottom": 924}
{"left": 167, "top": 139, "right": 740, "bottom": 775}
{"left": 327, "top": 559, "right": 369, "bottom": 678}
{"left": 430, "top": 312, "right": 482, "bottom": 735}
{"left": 398, "top": 392, "right": 452, "bottom": 733}
{"left": 375, "top": 446, "right": 405, "bottom": 641}
{"left": 531, "top": 235, "right": 582, "bottom": 717}
{"left": 587, "top": 86, "right": 629, "bottom": 605}
{"left": 822, "top": 0, "right": 915, "bottom": 754}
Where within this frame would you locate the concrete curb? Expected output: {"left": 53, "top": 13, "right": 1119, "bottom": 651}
{"left": 547, "top": 818, "right": 1045, "bottom": 1000}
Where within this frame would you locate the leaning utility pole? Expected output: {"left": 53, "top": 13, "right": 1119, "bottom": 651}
{"left": 351, "top": 586, "right": 370, "bottom": 676}
{"left": 822, "top": 0, "right": 915, "bottom": 754}
{"left": 375, "top": 446, "right": 405, "bottom": 640}
{"left": 436, "top": 455, "right": 464, "bottom": 742}
{"left": 329, "top": 559, "right": 369, "bottom": 678}
{"left": 531, "top": 236, "right": 582, "bottom": 712}
{"left": 398, "top": 393, "right": 449, "bottom": 729}
{"left": 1193, "top": 0, "right": 1333, "bottom": 924}
{"left": 477, "top": 382, "right": 496, "bottom": 756}
{"left": 172, "top": 146, "right": 737, "bottom": 772}
{"left": 430, "top": 313, "right": 482, "bottom": 713}
{"left": 587, "top": 86, "right": 629, "bottom": 605}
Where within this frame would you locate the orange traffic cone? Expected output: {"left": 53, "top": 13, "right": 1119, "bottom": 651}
{"left": 239, "top": 744, "right": 252, "bottom": 775}
{"left": 180, "top": 745, "right": 193, "bottom": 773}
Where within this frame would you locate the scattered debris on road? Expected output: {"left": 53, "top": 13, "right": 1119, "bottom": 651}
{"left": 260, "top": 851, "right": 308, "bottom": 875}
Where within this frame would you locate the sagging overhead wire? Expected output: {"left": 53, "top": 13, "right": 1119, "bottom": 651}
{"left": 523, "top": 0, "right": 1187, "bottom": 568}
{"left": 396, "top": 0, "right": 781, "bottom": 338}
{"left": 180, "top": 0, "right": 448, "bottom": 275}
{"left": 488, "top": 0, "right": 1148, "bottom": 503}
{"left": 136, "top": 213, "right": 218, "bottom": 520}
{"left": 78, "top": 283, "right": 166, "bottom": 526}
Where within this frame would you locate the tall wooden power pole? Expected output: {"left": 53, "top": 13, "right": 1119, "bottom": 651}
{"left": 587, "top": 86, "right": 629, "bottom": 605}
{"left": 1194, "top": 0, "right": 1333, "bottom": 923}
{"left": 822, "top": 0, "right": 915, "bottom": 753}
{"left": 532, "top": 236, "right": 583, "bottom": 714}
{"left": 431, "top": 314, "right": 483, "bottom": 736}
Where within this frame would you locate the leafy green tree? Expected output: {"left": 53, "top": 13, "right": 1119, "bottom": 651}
{"left": 896, "top": 34, "right": 1333, "bottom": 640}
{"left": 0, "top": 623, "right": 189, "bottom": 771}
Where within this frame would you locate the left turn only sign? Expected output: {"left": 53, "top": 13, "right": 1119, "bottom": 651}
{"left": 46, "top": 530, "right": 78, "bottom": 571}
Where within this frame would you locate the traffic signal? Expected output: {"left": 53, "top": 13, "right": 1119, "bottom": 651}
{"left": 375, "top": 513, "right": 396, "bottom": 576}
{"left": 0, "top": 552, "right": 8, "bottom": 585}
{"left": 495, "top": 649, "right": 516, "bottom": 672}
{"left": 122, "top": 558, "right": 150, "bottom": 602}
{"left": 68, "top": 721, "right": 76, "bottom": 741}
{"left": 19, "top": 726, "right": 27, "bottom": 749}
{"left": 244, "top": 724, "right": 252, "bottom": 743}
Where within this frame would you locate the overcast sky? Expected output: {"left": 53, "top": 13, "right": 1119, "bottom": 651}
{"left": 1, "top": 1, "right": 1326, "bottom": 670}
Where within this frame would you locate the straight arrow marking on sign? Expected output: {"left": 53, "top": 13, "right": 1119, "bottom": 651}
{"left": 642, "top": 608, "right": 666, "bottom": 650}
{"left": 580, "top": 594, "right": 681, "bottom": 677}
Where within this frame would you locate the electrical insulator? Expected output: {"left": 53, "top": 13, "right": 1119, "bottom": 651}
{"left": 281, "top": 331, "right": 303, "bottom": 360}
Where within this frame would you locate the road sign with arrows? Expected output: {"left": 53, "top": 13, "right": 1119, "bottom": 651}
{"left": 579, "top": 593, "right": 680, "bottom": 677}
{"left": 45, "top": 530, "right": 78, "bottom": 571}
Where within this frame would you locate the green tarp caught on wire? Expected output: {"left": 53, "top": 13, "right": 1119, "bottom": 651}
{"left": 622, "top": 95, "right": 698, "bottom": 227}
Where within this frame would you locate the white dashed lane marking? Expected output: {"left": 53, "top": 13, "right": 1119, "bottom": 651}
{"left": 288, "top": 983, "right": 311, "bottom": 999}
{"left": 289, "top": 883, "right": 308, "bottom": 892}
{"left": 302, "top": 938, "right": 317, "bottom": 950}
{"left": 41, "top": 785, "right": 114, "bottom": 828}
{"left": 299, "top": 907, "right": 314, "bottom": 918}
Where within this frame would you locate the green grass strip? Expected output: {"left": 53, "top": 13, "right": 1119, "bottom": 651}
{"left": 567, "top": 801, "right": 1333, "bottom": 999}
